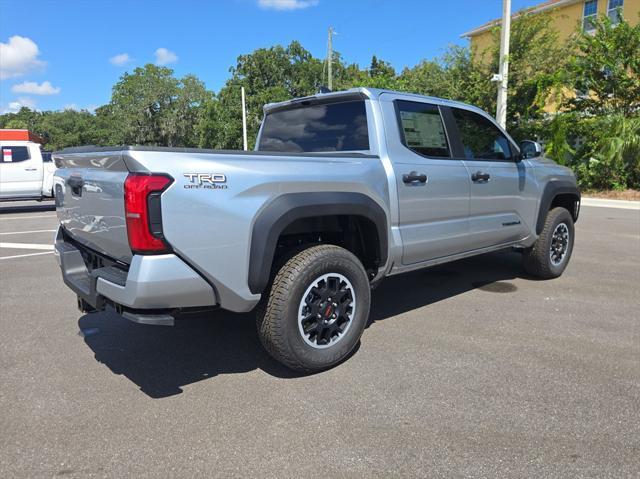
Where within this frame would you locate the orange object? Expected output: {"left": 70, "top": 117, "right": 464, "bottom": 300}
{"left": 0, "top": 129, "right": 46, "bottom": 144}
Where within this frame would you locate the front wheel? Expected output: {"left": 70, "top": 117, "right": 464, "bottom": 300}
{"left": 523, "top": 207, "right": 575, "bottom": 279}
{"left": 256, "top": 245, "right": 371, "bottom": 373}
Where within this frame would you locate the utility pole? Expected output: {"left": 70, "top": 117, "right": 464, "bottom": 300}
{"left": 241, "top": 86, "right": 248, "bottom": 151}
{"left": 327, "top": 27, "right": 334, "bottom": 90}
{"left": 496, "top": 0, "right": 511, "bottom": 128}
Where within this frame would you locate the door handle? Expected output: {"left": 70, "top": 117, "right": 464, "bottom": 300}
{"left": 471, "top": 171, "right": 491, "bottom": 183}
{"left": 24, "top": 167, "right": 37, "bottom": 171}
{"left": 402, "top": 171, "right": 428, "bottom": 184}
{"left": 67, "top": 176, "right": 84, "bottom": 188}
{"left": 67, "top": 175, "right": 84, "bottom": 196}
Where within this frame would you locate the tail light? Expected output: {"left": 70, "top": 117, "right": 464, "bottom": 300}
{"left": 124, "top": 173, "right": 173, "bottom": 254}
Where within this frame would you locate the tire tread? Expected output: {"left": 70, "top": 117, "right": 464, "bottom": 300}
{"left": 523, "top": 207, "right": 573, "bottom": 279}
{"left": 256, "top": 244, "right": 365, "bottom": 372}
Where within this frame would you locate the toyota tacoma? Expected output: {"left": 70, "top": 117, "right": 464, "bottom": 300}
{"left": 53, "top": 88, "right": 580, "bottom": 372}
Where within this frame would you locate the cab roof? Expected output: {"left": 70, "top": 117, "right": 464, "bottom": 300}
{"left": 263, "top": 87, "right": 488, "bottom": 117}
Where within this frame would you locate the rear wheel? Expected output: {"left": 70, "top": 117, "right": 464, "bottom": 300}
{"left": 523, "top": 207, "right": 574, "bottom": 279}
{"left": 256, "top": 244, "right": 371, "bottom": 373}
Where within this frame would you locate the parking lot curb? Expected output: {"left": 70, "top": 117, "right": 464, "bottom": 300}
{"left": 582, "top": 197, "right": 640, "bottom": 210}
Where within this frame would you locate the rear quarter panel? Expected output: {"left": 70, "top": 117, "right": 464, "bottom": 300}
{"left": 129, "top": 150, "right": 390, "bottom": 311}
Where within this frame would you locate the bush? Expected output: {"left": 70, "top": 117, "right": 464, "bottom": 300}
{"left": 557, "top": 115, "right": 639, "bottom": 190}
{"left": 592, "top": 115, "right": 640, "bottom": 189}
{"left": 517, "top": 113, "right": 640, "bottom": 190}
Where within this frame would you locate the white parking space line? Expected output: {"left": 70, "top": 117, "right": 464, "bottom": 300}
{"left": 0, "top": 251, "right": 54, "bottom": 260}
{"left": 0, "top": 214, "right": 58, "bottom": 221}
{"left": 0, "top": 242, "right": 54, "bottom": 250}
{"left": 0, "top": 229, "right": 57, "bottom": 235}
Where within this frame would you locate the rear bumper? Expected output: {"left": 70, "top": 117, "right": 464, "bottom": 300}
{"left": 54, "top": 228, "right": 218, "bottom": 320}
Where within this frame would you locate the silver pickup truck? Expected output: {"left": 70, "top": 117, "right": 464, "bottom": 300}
{"left": 53, "top": 88, "right": 580, "bottom": 372}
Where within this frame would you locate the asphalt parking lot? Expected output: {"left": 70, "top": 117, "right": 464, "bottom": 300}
{"left": 0, "top": 201, "right": 638, "bottom": 478}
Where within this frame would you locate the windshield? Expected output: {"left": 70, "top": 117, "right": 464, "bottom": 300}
{"left": 258, "top": 100, "right": 369, "bottom": 153}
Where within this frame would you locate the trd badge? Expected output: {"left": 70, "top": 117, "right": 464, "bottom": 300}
{"left": 183, "top": 173, "right": 228, "bottom": 190}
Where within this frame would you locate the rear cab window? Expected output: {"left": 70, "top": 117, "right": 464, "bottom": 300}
{"left": 395, "top": 100, "right": 450, "bottom": 158}
{"left": 258, "top": 100, "right": 369, "bottom": 153}
{"left": 1, "top": 146, "right": 31, "bottom": 163}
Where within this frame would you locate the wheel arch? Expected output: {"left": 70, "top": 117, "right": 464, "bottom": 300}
{"left": 536, "top": 180, "right": 581, "bottom": 235}
{"left": 248, "top": 192, "right": 388, "bottom": 294}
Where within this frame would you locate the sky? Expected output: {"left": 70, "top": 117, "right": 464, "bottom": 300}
{"left": 0, "top": 0, "right": 540, "bottom": 114}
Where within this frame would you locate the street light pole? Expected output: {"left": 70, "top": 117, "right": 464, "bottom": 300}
{"left": 496, "top": 0, "right": 511, "bottom": 129}
{"left": 241, "top": 86, "right": 248, "bottom": 151}
{"left": 327, "top": 26, "right": 334, "bottom": 90}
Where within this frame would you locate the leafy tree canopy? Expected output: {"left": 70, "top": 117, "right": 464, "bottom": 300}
{"left": 108, "top": 64, "right": 210, "bottom": 146}
{"left": 565, "top": 16, "right": 640, "bottom": 115}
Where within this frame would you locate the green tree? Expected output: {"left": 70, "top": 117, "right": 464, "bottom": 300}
{"left": 199, "top": 42, "right": 325, "bottom": 149}
{"left": 596, "top": 114, "right": 640, "bottom": 187}
{"left": 398, "top": 60, "right": 449, "bottom": 98}
{"left": 364, "top": 55, "right": 398, "bottom": 88}
{"left": 36, "top": 109, "right": 105, "bottom": 150}
{"left": 565, "top": 16, "right": 640, "bottom": 115}
{"left": 0, "top": 107, "right": 42, "bottom": 132}
{"left": 482, "top": 11, "right": 569, "bottom": 126}
{"left": 441, "top": 45, "right": 493, "bottom": 109}
{"left": 162, "top": 74, "right": 210, "bottom": 147}
{"left": 369, "top": 55, "right": 395, "bottom": 78}
{"left": 108, "top": 64, "right": 210, "bottom": 146}
{"left": 537, "top": 15, "right": 640, "bottom": 190}
{"left": 544, "top": 114, "right": 575, "bottom": 166}
{"left": 3, "top": 118, "right": 29, "bottom": 129}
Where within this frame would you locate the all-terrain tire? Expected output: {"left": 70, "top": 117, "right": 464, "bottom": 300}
{"left": 256, "top": 244, "right": 371, "bottom": 373}
{"left": 523, "top": 207, "right": 575, "bottom": 279}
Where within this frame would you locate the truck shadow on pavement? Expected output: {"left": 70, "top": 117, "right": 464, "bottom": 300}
{"left": 368, "top": 250, "right": 524, "bottom": 324}
{"left": 78, "top": 249, "right": 527, "bottom": 399}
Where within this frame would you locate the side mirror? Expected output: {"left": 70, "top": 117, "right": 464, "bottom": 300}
{"left": 520, "top": 140, "right": 543, "bottom": 159}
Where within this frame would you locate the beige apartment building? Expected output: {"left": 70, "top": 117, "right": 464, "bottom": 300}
{"left": 463, "top": 0, "right": 640, "bottom": 58}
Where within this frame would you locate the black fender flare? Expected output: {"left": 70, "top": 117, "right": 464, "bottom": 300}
{"left": 536, "top": 180, "right": 581, "bottom": 235}
{"left": 248, "top": 192, "right": 388, "bottom": 294}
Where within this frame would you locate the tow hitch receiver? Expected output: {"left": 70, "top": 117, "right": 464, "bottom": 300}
{"left": 77, "top": 297, "right": 97, "bottom": 314}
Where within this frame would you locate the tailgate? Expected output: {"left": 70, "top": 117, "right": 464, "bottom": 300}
{"left": 54, "top": 151, "right": 132, "bottom": 263}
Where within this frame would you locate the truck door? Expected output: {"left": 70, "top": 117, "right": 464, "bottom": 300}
{"left": 446, "top": 106, "right": 536, "bottom": 248}
{"left": 0, "top": 144, "right": 43, "bottom": 198}
{"left": 380, "top": 95, "right": 471, "bottom": 265}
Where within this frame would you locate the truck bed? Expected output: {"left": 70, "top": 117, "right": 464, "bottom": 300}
{"left": 53, "top": 145, "right": 388, "bottom": 311}
{"left": 53, "top": 146, "right": 379, "bottom": 263}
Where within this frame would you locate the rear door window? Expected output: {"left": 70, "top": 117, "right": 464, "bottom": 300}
{"left": 1, "top": 146, "right": 31, "bottom": 163}
{"left": 451, "top": 108, "right": 512, "bottom": 160}
{"left": 396, "top": 100, "right": 450, "bottom": 158}
{"left": 259, "top": 100, "right": 369, "bottom": 153}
